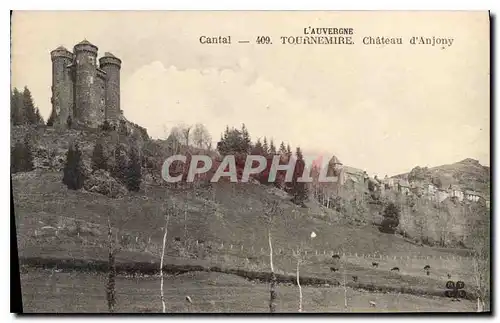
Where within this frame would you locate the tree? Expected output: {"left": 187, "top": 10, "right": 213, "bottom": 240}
{"left": 469, "top": 208, "right": 490, "bottom": 311}
{"left": 262, "top": 137, "right": 269, "bottom": 156}
{"left": 192, "top": 123, "right": 212, "bottom": 149}
{"left": 106, "top": 217, "right": 117, "bottom": 313}
{"left": 11, "top": 135, "right": 34, "bottom": 173}
{"left": 170, "top": 124, "right": 192, "bottom": 147}
{"left": 286, "top": 144, "right": 292, "bottom": 158}
{"left": 408, "top": 166, "right": 431, "bottom": 182}
{"left": 66, "top": 115, "right": 73, "bottom": 129}
{"left": 62, "top": 143, "right": 85, "bottom": 190}
{"left": 291, "top": 147, "right": 308, "bottom": 206}
{"left": 101, "top": 120, "right": 112, "bottom": 131}
{"left": 380, "top": 202, "right": 400, "bottom": 234}
{"left": 10, "top": 88, "right": 24, "bottom": 125}
{"left": 111, "top": 144, "right": 127, "bottom": 183}
{"left": 11, "top": 143, "right": 25, "bottom": 173}
{"left": 105, "top": 208, "right": 134, "bottom": 313}
{"left": 46, "top": 108, "right": 57, "bottom": 127}
{"left": 23, "top": 135, "right": 34, "bottom": 172}
{"left": 34, "top": 108, "right": 44, "bottom": 125}
{"left": 261, "top": 199, "right": 282, "bottom": 313}
{"left": 279, "top": 141, "right": 287, "bottom": 155}
{"left": 241, "top": 123, "right": 252, "bottom": 153}
{"left": 432, "top": 176, "right": 443, "bottom": 189}
{"left": 22, "top": 86, "right": 37, "bottom": 124}
{"left": 126, "top": 146, "right": 142, "bottom": 192}
{"left": 160, "top": 199, "right": 178, "bottom": 312}
{"left": 251, "top": 138, "right": 264, "bottom": 155}
{"left": 91, "top": 140, "right": 107, "bottom": 172}
{"left": 269, "top": 139, "right": 276, "bottom": 155}
{"left": 217, "top": 126, "right": 249, "bottom": 155}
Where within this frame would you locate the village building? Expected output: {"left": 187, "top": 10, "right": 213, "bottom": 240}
{"left": 449, "top": 185, "right": 464, "bottom": 202}
{"left": 424, "top": 183, "right": 438, "bottom": 195}
{"left": 465, "top": 190, "right": 482, "bottom": 202}
{"left": 436, "top": 188, "right": 450, "bottom": 203}
{"left": 384, "top": 176, "right": 397, "bottom": 190}
{"left": 398, "top": 179, "right": 411, "bottom": 195}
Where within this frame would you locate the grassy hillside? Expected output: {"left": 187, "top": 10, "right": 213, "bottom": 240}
{"left": 13, "top": 170, "right": 478, "bottom": 292}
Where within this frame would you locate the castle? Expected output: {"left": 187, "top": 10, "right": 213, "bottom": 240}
{"left": 50, "top": 40, "right": 122, "bottom": 128}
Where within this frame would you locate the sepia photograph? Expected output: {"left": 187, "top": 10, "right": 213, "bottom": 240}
{"left": 10, "top": 10, "right": 491, "bottom": 313}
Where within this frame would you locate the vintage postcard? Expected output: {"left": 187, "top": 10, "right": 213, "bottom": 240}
{"left": 10, "top": 11, "right": 490, "bottom": 313}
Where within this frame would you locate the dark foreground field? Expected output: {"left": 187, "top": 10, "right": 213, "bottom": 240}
{"left": 20, "top": 269, "right": 476, "bottom": 313}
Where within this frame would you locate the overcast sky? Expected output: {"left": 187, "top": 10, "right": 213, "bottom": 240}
{"left": 11, "top": 11, "right": 489, "bottom": 176}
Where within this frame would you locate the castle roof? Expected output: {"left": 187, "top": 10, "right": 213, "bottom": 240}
{"left": 104, "top": 52, "right": 117, "bottom": 58}
{"left": 55, "top": 45, "right": 69, "bottom": 51}
{"left": 77, "top": 39, "right": 95, "bottom": 46}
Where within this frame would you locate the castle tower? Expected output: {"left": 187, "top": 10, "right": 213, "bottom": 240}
{"left": 99, "top": 52, "right": 122, "bottom": 124}
{"left": 73, "top": 39, "right": 99, "bottom": 127}
{"left": 50, "top": 46, "right": 74, "bottom": 127}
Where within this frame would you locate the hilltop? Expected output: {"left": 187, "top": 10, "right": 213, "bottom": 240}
{"left": 393, "top": 158, "right": 490, "bottom": 199}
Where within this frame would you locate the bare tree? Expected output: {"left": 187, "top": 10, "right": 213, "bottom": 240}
{"left": 261, "top": 199, "right": 282, "bottom": 313}
{"left": 105, "top": 208, "right": 134, "bottom": 313}
{"left": 342, "top": 257, "right": 348, "bottom": 311}
{"left": 292, "top": 246, "right": 307, "bottom": 312}
{"left": 292, "top": 247, "right": 303, "bottom": 313}
{"left": 160, "top": 201, "right": 174, "bottom": 313}
{"left": 470, "top": 215, "right": 490, "bottom": 311}
{"left": 106, "top": 217, "right": 118, "bottom": 313}
{"left": 181, "top": 125, "right": 192, "bottom": 147}
{"left": 170, "top": 123, "right": 193, "bottom": 147}
{"left": 192, "top": 123, "right": 212, "bottom": 150}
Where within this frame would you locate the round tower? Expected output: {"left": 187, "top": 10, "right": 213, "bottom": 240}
{"left": 99, "top": 52, "right": 121, "bottom": 125}
{"left": 50, "top": 46, "right": 74, "bottom": 127}
{"left": 73, "top": 39, "right": 99, "bottom": 127}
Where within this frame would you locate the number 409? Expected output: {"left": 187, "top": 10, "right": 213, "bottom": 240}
{"left": 256, "top": 36, "right": 272, "bottom": 44}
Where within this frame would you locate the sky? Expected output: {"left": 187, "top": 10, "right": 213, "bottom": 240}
{"left": 11, "top": 11, "right": 490, "bottom": 177}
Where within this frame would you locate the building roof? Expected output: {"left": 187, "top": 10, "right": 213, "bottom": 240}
{"left": 399, "top": 179, "right": 410, "bottom": 187}
{"left": 103, "top": 52, "right": 117, "bottom": 58}
{"left": 449, "top": 184, "right": 462, "bottom": 191}
{"left": 77, "top": 39, "right": 95, "bottom": 46}
{"left": 344, "top": 165, "right": 364, "bottom": 176}
{"left": 465, "top": 190, "right": 480, "bottom": 195}
{"left": 350, "top": 175, "right": 360, "bottom": 183}
{"left": 55, "top": 45, "right": 69, "bottom": 51}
